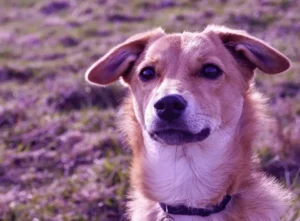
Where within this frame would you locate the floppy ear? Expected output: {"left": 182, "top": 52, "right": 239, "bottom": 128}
{"left": 206, "top": 26, "right": 290, "bottom": 74}
{"left": 85, "top": 28, "right": 165, "bottom": 86}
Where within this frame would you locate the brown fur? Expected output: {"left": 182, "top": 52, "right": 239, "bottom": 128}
{"left": 85, "top": 25, "right": 291, "bottom": 221}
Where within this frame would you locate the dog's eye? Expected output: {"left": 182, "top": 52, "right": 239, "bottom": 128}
{"left": 139, "top": 67, "right": 155, "bottom": 82}
{"left": 200, "top": 64, "right": 222, "bottom": 80}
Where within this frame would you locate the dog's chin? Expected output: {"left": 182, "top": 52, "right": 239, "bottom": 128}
{"left": 149, "top": 128, "right": 211, "bottom": 146}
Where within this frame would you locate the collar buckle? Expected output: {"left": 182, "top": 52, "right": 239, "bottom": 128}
{"left": 160, "top": 205, "right": 175, "bottom": 221}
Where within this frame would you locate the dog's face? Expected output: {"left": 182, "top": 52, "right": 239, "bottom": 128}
{"left": 129, "top": 32, "right": 248, "bottom": 145}
{"left": 85, "top": 26, "right": 290, "bottom": 146}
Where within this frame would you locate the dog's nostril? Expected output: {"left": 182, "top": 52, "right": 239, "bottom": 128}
{"left": 173, "top": 100, "right": 186, "bottom": 110}
{"left": 154, "top": 95, "right": 187, "bottom": 121}
{"left": 154, "top": 100, "right": 165, "bottom": 110}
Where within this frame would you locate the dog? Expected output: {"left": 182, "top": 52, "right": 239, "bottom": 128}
{"left": 85, "top": 25, "right": 291, "bottom": 221}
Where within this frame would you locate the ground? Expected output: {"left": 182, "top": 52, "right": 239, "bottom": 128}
{"left": 0, "top": 0, "right": 299, "bottom": 220}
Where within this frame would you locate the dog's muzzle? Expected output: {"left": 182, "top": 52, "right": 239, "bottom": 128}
{"left": 149, "top": 94, "right": 211, "bottom": 145}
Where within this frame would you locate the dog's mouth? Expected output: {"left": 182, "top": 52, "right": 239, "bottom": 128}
{"left": 150, "top": 127, "right": 211, "bottom": 145}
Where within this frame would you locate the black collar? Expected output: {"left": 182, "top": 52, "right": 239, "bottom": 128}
{"left": 159, "top": 195, "right": 232, "bottom": 217}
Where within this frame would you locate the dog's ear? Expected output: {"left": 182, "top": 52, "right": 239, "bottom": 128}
{"left": 85, "top": 28, "right": 165, "bottom": 86}
{"left": 206, "top": 26, "right": 290, "bottom": 74}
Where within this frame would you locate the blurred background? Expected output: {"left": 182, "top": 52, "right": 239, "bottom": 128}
{"left": 0, "top": 0, "right": 299, "bottom": 220}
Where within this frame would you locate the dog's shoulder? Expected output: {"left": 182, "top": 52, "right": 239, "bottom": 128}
{"left": 235, "top": 172, "right": 292, "bottom": 221}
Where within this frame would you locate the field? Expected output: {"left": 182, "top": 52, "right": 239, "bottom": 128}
{"left": 0, "top": 0, "right": 299, "bottom": 220}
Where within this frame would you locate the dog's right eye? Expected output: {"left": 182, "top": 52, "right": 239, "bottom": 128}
{"left": 139, "top": 67, "right": 156, "bottom": 82}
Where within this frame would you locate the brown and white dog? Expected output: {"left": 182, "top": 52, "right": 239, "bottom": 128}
{"left": 85, "top": 26, "right": 291, "bottom": 221}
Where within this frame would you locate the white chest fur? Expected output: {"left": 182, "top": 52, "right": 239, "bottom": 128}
{"left": 142, "top": 129, "right": 234, "bottom": 209}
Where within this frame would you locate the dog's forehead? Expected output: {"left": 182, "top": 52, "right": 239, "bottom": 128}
{"left": 146, "top": 32, "right": 218, "bottom": 58}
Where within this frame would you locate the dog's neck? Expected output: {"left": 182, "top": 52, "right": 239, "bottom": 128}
{"left": 138, "top": 124, "right": 251, "bottom": 209}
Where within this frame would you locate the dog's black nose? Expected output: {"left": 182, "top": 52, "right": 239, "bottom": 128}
{"left": 154, "top": 95, "right": 187, "bottom": 121}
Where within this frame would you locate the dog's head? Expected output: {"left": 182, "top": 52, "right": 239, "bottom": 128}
{"left": 85, "top": 26, "right": 290, "bottom": 146}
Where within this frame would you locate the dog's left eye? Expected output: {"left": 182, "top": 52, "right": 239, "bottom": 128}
{"left": 139, "top": 67, "right": 156, "bottom": 82}
{"left": 200, "top": 64, "right": 222, "bottom": 80}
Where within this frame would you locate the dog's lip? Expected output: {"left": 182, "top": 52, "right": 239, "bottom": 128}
{"left": 149, "top": 127, "right": 211, "bottom": 145}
